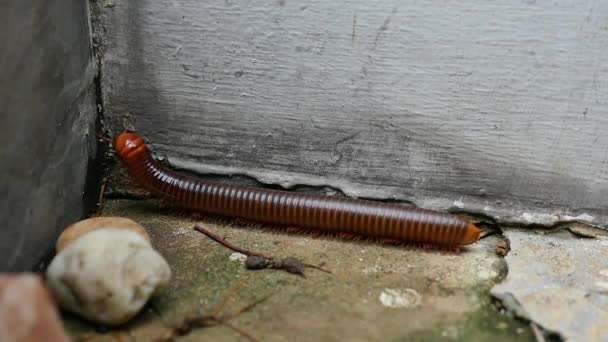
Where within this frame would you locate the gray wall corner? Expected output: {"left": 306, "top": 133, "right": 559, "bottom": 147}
{"left": 0, "top": 0, "right": 101, "bottom": 271}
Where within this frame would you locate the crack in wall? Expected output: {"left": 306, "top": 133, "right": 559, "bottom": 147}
{"left": 106, "top": 154, "right": 606, "bottom": 236}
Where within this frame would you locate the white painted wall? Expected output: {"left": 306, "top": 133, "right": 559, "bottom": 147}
{"left": 97, "top": 0, "right": 608, "bottom": 226}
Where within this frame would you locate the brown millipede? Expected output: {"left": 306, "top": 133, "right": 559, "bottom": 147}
{"left": 112, "top": 131, "right": 480, "bottom": 248}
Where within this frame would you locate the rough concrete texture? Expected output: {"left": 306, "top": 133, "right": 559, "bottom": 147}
{"left": 94, "top": 0, "right": 608, "bottom": 227}
{"left": 62, "top": 199, "right": 534, "bottom": 341}
{"left": 0, "top": 0, "right": 98, "bottom": 271}
{"left": 492, "top": 229, "right": 608, "bottom": 342}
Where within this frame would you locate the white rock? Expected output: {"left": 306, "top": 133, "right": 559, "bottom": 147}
{"left": 46, "top": 228, "right": 171, "bottom": 325}
{"left": 378, "top": 288, "right": 421, "bottom": 309}
{"left": 228, "top": 252, "right": 247, "bottom": 262}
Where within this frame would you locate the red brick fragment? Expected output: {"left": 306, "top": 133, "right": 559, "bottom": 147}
{"left": 0, "top": 273, "right": 70, "bottom": 342}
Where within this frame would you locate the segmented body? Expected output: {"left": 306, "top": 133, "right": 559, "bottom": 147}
{"left": 113, "top": 132, "right": 480, "bottom": 247}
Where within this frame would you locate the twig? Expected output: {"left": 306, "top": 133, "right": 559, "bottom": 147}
{"left": 193, "top": 224, "right": 269, "bottom": 259}
{"left": 193, "top": 224, "right": 332, "bottom": 276}
{"left": 158, "top": 294, "right": 270, "bottom": 342}
{"left": 530, "top": 323, "right": 546, "bottom": 342}
{"left": 218, "top": 294, "right": 273, "bottom": 321}
{"left": 217, "top": 319, "right": 259, "bottom": 342}
{"left": 96, "top": 132, "right": 113, "bottom": 143}
{"left": 93, "top": 176, "right": 109, "bottom": 217}
{"left": 211, "top": 279, "right": 246, "bottom": 317}
{"left": 301, "top": 261, "right": 331, "bottom": 274}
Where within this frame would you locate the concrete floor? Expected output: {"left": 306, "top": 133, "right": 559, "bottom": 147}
{"left": 62, "top": 199, "right": 608, "bottom": 341}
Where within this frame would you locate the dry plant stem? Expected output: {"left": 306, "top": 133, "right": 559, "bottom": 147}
{"left": 193, "top": 224, "right": 331, "bottom": 275}
{"left": 300, "top": 261, "right": 332, "bottom": 274}
{"left": 217, "top": 320, "right": 259, "bottom": 342}
{"left": 93, "top": 176, "right": 108, "bottom": 217}
{"left": 193, "top": 224, "right": 270, "bottom": 259}
{"left": 156, "top": 280, "right": 271, "bottom": 342}
{"left": 160, "top": 296, "right": 271, "bottom": 342}
{"left": 217, "top": 294, "right": 273, "bottom": 321}
{"left": 211, "top": 279, "right": 247, "bottom": 317}
{"left": 530, "top": 323, "right": 547, "bottom": 342}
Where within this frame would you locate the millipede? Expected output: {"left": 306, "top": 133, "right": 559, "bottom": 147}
{"left": 111, "top": 131, "right": 480, "bottom": 249}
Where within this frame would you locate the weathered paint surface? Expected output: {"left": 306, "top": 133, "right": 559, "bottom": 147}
{"left": 0, "top": 0, "right": 97, "bottom": 270}
{"left": 97, "top": 0, "right": 608, "bottom": 226}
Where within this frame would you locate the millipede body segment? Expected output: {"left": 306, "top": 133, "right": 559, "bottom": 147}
{"left": 113, "top": 132, "right": 480, "bottom": 247}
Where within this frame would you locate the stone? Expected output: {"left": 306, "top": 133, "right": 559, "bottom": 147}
{"left": 491, "top": 230, "right": 608, "bottom": 341}
{"left": 46, "top": 228, "right": 171, "bottom": 326}
{"left": 0, "top": 273, "right": 69, "bottom": 342}
{"left": 56, "top": 216, "right": 150, "bottom": 253}
{"left": 378, "top": 288, "right": 422, "bottom": 309}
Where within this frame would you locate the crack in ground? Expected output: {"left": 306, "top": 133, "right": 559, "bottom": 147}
{"left": 490, "top": 227, "right": 567, "bottom": 342}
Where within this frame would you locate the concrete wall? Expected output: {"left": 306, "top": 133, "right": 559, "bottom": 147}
{"left": 97, "top": 0, "right": 608, "bottom": 226}
{"left": 0, "top": 0, "right": 98, "bottom": 271}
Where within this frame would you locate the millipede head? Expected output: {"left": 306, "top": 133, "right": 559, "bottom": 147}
{"left": 461, "top": 223, "right": 481, "bottom": 245}
{"left": 113, "top": 131, "right": 146, "bottom": 160}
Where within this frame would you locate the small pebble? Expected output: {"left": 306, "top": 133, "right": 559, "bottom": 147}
{"left": 47, "top": 228, "right": 171, "bottom": 325}
{"left": 497, "top": 322, "right": 508, "bottom": 329}
{"left": 229, "top": 252, "right": 248, "bottom": 262}
{"left": 595, "top": 281, "right": 608, "bottom": 293}
{"left": 378, "top": 288, "right": 421, "bottom": 309}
